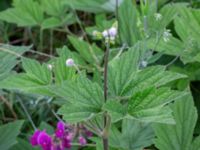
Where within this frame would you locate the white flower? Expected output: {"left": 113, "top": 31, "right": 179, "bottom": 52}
{"left": 108, "top": 27, "right": 117, "bottom": 37}
{"left": 66, "top": 58, "right": 75, "bottom": 67}
{"left": 47, "top": 64, "right": 53, "bottom": 70}
{"left": 102, "top": 27, "right": 117, "bottom": 38}
{"left": 141, "top": 61, "right": 148, "bottom": 67}
{"left": 154, "top": 13, "right": 162, "bottom": 21}
{"left": 92, "top": 30, "right": 98, "bottom": 36}
{"left": 102, "top": 30, "right": 109, "bottom": 38}
{"left": 163, "top": 29, "right": 171, "bottom": 42}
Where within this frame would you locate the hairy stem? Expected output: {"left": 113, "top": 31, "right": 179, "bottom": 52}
{"left": 104, "top": 42, "right": 110, "bottom": 102}
{"left": 103, "top": 40, "right": 110, "bottom": 150}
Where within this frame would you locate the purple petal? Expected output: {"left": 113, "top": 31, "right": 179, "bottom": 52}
{"left": 37, "top": 131, "right": 52, "bottom": 150}
{"left": 78, "top": 136, "right": 87, "bottom": 146}
{"left": 30, "top": 130, "right": 41, "bottom": 146}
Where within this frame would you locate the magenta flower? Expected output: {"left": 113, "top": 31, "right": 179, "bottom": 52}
{"left": 30, "top": 130, "right": 41, "bottom": 146}
{"left": 62, "top": 133, "right": 73, "bottom": 149}
{"left": 62, "top": 138, "right": 71, "bottom": 149}
{"left": 37, "top": 131, "right": 52, "bottom": 150}
{"left": 78, "top": 136, "right": 87, "bottom": 146}
{"left": 55, "top": 121, "right": 65, "bottom": 138}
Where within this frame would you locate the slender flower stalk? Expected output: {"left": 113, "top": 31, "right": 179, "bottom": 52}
{"left": 18, "top": 96, "right": 37, "bottom": 130}
{"left": 102, "top": 36, "right": 111, "bottom": 150}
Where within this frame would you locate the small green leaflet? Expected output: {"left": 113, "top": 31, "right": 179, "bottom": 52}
{"left": 104, "top": 87, "right": 187, "bottom": 124}
{"left": 121, "top": 65, "right": 187, "bottom": 97}
{"left": 127, "top": 87, "right": 187, "bottom": 124}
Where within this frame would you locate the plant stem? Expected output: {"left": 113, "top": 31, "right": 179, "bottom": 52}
{"left": 115, "top": 0, "right": 121, "bottom": 42}
{"left": 39, "top": 28, "right": 43, "bottom": 51}
{"left": 103, "top": 40, "right": 110, "bottom": 150}
{"left": 0, "top": 96, "right": 17, "bottom": 120}
{"left": 50, "top": 29, "right": 54, "bottom": 55}
{"left": 18, "top": 96, "right": 37, "bottom": 130}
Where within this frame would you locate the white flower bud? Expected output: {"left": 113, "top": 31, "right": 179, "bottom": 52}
{"left": 66, "top": 58, "right": 75, "bottom": 67}
{"left": 92, "top": 30, "right": 98, "bottom": 36}
{"left": 141, "top": 61, "right": 148, "bottom": 67}
{"left": 102, "top": 30, "right": 109, "bottom": 38}
{"left": 154, "top": 13, "right": 162, "bottom": 21}
{"left": 163, "top": 29, "right": 171, "bottom": 42}
{"left": 47, "top": 64, "right": 53, "bottom": 70}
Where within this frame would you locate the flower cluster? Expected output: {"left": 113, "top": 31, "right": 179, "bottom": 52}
{"left": 92, "top": 26, "right": 118, "bottom": 44}
{"left": 102, "top": 27, "right": 118, "bottom": 41}
{"left": 163, "top": 29, "right": 172, "bottom": 42}
{"left": 30, "top": 121, "right": 93, "bottom": 150}
{"left": 154, "top": 13, "right": 162, "bottom": 21}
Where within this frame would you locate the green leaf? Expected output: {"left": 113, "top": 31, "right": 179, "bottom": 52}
{"left": 174, "top": 7, "right": 200, "bottom": 63}
{"left": 68, "top": 36, "right": 103, "bottom": 65}
{"left": 53, "top": 76, "right": 104, "bottom": 107}
{"left": 53, "top": 53, "right": 76, "bottom": 84}
{"left": 55, "top": 76, "right": 104, "bottom": 123}
{"left": 0, "top": 121, "right": 24, "bottom": 150}
{"left": 65, "top": 0, "right": 111, "bottom": 13}
{"left": 103, "top": 100, "right": 126, "bottom": 122}
{"left": 147, "top": 37, "right": 184, "bottom": 56}
{"left": 118, "top": 0, "right": 140, "bottom": 46}
{"left": 58, "top": 103, "right": 100, "bottom": 123}
{"left": 151, "top": 6, "right": 200, "bottom": 64}
{"left": 0, "top": 44, "right": 30, "bottom": 80}
{"left": 127, "top": 87, "right": 187, "bottom": 124}
{"left": 154, "top": 94, "right": 198, "bottom": 150}
{"left": 149, "top": 3, "right": 185, "bottom": 31}
{"left": 109, "top": 119, "right": 154, "bottom": 150}
{"left": 40, "top": 0, "right": 66, "bottom": 16}
{"left": 191, "top": 136, "right": 200, "bottom": 150}
{"left": 0, "top": 58, "right": 53, "bottom": 96}
{"left": 108, "top": 45, "right": 141, "bottom": 97}
{"left": 0, "top": 0, "right": 44, "bottom": 27}
{"left": 122, "top": 65, "right": 187, "bottom": 96}
{"left": 22, "top": 58, "right": 52, "bottom": 84}
{"left": 41, "top": 17, "right": 61, "bottom": 29}
{"left": 9, "top": 138, "right": 39, "bottom": 150}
